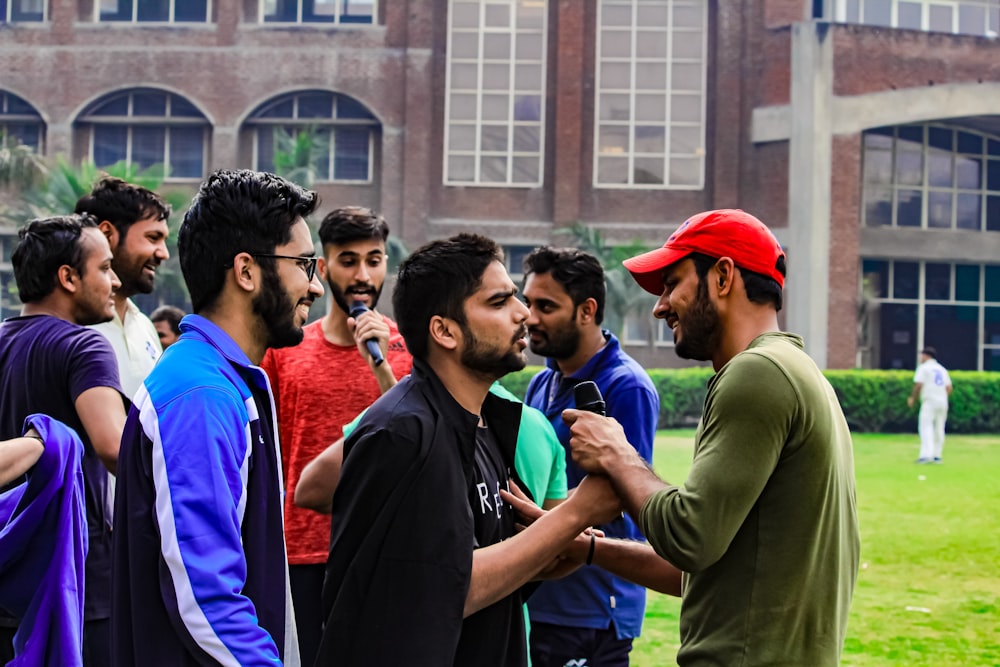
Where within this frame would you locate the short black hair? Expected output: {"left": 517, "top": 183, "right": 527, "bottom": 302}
{"left": 74, "top": 176, "right": 170, "bottom": 239}
{"left": 178, "top": 170, "right": 319, "bottom": 313}
{"left": 689, "top": 252, "right": 785, "bottom": 312}
{"left": 393, "top": 233, "right": 503, "bottom": 361}
{"left": 151, "top": 305, "right": 186, "bottom": 335}
{"left": 523, "top": 246, "right": 606, "bottom": 324}
{"left": 12, "top": 214, "right": 100, "bottom": 303}
{"left": 318, "top": 207, "right": 389, "bottom": 247}
{"left": 921, "top": 347, "right": 937, "bottom": 359}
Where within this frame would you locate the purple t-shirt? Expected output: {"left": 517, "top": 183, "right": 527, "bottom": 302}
{"left": 0, "top": 314, "right": 123, "bottom": 620}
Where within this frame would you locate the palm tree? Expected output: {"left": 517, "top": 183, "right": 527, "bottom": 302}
{"left": 0, "top": 134, "right": 46, "bottom": 192}
{"left": 271, "top": 126, "right": 330, "bottom": 189}
{"left": 557, "top": 223, "right": 656, "bottom": 338}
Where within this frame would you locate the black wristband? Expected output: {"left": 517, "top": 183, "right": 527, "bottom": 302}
{"left": 585, "top": 533, "right": 596, "bottom": 566}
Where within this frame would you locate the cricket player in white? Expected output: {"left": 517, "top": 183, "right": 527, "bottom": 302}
{"left": 908, "top": 347, "right": 952, "bottom": 463}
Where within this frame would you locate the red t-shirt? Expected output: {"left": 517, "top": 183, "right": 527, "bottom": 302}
{"left": 261, "top": 317, "right": 412, "bottom": 564}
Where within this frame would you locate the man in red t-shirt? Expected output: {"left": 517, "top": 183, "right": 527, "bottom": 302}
{"left": 261, "top": 207, "right": 412, "bottom": 664}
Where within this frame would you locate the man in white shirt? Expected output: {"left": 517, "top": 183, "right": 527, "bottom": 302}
{"left": 908, "top": 346, "right": 953, "bottom": 464}
{"left": 75, "top": 177, "right": 171, "bottom": 400}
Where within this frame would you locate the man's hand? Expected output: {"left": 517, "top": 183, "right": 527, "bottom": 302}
{"left": 348, "top": 309, "right": 398, "bottom": 393}
{"left": 562, "top": 409, "right": 638, "bottom": 475}
{"left": 564, "top": 474, "right": 623, "bottom": 526}
{"left": 348, "top": 309, "right": 391, "bottom": 367}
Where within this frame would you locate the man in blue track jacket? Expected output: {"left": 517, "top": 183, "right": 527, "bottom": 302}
{"left": 112, "top": 170, "right": 324, "bottom": 666}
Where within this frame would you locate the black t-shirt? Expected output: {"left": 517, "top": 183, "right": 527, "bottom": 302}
{"left": 454, "top": 424, "right": 527, "bottom": 667}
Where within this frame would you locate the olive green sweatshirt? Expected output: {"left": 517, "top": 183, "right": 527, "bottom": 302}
{"left": 640, "top": 332, "right": 860, "bottom": 666}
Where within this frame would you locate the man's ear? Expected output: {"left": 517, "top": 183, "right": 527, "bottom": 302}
{"left": 429, "top": 314, "right": 459, "bottom": 352}
{"left": 97, "top": 220, "right": 119, "bottom": 250}
{"left": 232, "top": 253, "right": 257, "bottom": 294}
{"left": 577, "top": 297, "right": 599, "bottom": 324}
{"left": 56, "top": 264, "right": 78, "bottom": 294}
{"left": 317, "top": 256, "right": 328, "bottom": 282}
{"left": 714, "top": 258, "right": 736, "bottom": 296}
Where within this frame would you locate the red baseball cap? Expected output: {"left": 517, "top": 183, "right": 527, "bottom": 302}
{"left": 623, "top": 209, "right": 786, "bottom": 295}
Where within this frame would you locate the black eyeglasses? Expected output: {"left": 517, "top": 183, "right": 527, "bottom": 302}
{"left": 251, "top": 254, "right": 318, "bottom": 281}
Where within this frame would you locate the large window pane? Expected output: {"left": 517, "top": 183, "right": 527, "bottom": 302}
{"left": 893, "top": 261, "right": 919, "bottom": 299}
{"left": 169, "top": 127, "right": 204, "bottom": 178}
{"left": 926, "top": 305, "right": 977, "bottom": 370}
{"left": 246, "top": 91, "right": 377, "bottom": 184}
{"left": 862, "top": 259, "right": 889, "bottom": 298}
{"left": 594, "top": 0, "right": 706, "bottom": 188}
{"left": 444, "top": 0, "right": 545, "bottom": 186}
{"left": 137, "top": 0, "right": 169, "bottom": 21}
{"left": 879, "top": 303, "right": 918, "bottom": 369}
{"left": 94, "top": 125, "right": 129, "bottom": 166}
{"left": 924, "top": 262, "right": 950, "bottom": 299}
{"left": 955, "top": 264, "right": 980, "bottom": 301}
{"left": 82, "top": 90, "right": 208, "bottom": 179}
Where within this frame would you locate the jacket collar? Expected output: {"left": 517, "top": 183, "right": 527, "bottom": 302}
{"left": 178, "top": 314, "right": 255, "bottom": 371}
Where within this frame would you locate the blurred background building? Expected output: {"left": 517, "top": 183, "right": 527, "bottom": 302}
{"left": 1, "top": 0, "right": 998, "bottom": 370}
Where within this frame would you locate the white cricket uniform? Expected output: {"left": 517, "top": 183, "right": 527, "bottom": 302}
{"left": 913, "top": 358, "right": 952, "bottom": 461}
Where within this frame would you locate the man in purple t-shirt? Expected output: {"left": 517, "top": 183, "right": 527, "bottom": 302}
{"left": 0, "top": 214, "right": 128, "bottom": 666}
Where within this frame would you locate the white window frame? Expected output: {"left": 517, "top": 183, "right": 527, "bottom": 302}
{"left": 80, "top": 90, "right": 209, "bottom": 181}
{"left": 593, "top": 0, "right": 708, "bottom": 190}
{"left": 95, "top": 0, "right": 212, "bottom": 22}
{"left": 258, "top": 0, "right": 377, "bottom": 25}
{"left": 3, "top": 0, "right": 46, "bottom": 22}
{"left": 443, "top": 0, "right": 548, "bottom": 187}
{"left": 862, "top": 123, "right": 1000, "bottom": 232}
{"left": 860, "top": 258, "right": 1000, "bottom": 371}
{"left": 832, "top": 0, "right": 1000, "bottom": 36}
{"left": 245, "top": 91, "right": 379, "bottom": 185}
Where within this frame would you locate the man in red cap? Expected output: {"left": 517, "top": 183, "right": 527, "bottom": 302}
{"left": 561, "top": 209, "right": 861, "bottom": 666}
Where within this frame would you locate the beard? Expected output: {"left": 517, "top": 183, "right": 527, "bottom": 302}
{"left": 113, "top": 252, "right": 156, "bottom": 296}
{"left": 528, "top": 310, "right": 581, "bottom": 359}
{"left": 253, "top": 265, "right": 307, "bottom": 349}
{"left": 460, "top": 322, "right": 528, "bottom": 380}
{"left": 674, "top": 278, "right": 722, "bottom": 361}
{"left": 329, "top": 279, "right": 382, "bottom": 316}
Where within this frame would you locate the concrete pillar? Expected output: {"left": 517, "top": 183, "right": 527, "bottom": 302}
{"left": 787, "top": 21, "right": 833, "bottom": 368}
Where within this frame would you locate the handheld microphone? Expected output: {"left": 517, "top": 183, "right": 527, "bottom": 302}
{"left": 573, "top": 381, "right": 606, "bottom": 416}
{"left": 349, "top": 301, "right": 385, "bottom": 367}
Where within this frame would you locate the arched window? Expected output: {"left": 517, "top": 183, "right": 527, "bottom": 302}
{"left": 0, "top": 91, "right": 44, "bottom": 152}
{"left": 245, "top": 91, "right": 378, "bottom": 183}
{"left": 77, "top": 89, "right": 209, "bottom": 180}
{"left": 862, "top": 123, "right": 1000, "bottom": 232}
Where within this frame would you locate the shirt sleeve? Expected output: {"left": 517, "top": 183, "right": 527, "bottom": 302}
{"left": 639, "top": 353, "right": 795, "bottom": 572}
{"left": 146, "top": 388, "right": 281, "bottom": 666}
{"left": 67, "top": 330, "right": 123, "bottom": 401}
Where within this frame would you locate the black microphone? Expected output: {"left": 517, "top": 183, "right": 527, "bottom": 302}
{"left": 349, "top": 301, "right": 384, "bottom": 367}
{"left": 574, "top": 381, "right": 606, "bottom": 416}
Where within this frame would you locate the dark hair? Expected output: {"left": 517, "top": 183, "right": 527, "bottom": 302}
{"left": 393, "top": 233, "right": 503, "bottom": 361}
{"left": 318, "top": 207, "right": 389, "bottom": 247}
{"left": 689, "top": 252, "right": 785, "bottom": 312}
{"left": 523, "top": 246, "right": 606, "bottom": 324}
{"left": 178, "top": 169, "right": 319, "bottom": 313}
{"left": 74, "top": 176, "right": 170, "bottom": 239}
{"left": 150, "top": 305, "right": 186, "bottom": 335}
{"left": 921, "top": 347, "right": 937, "bottom": 359}
{"left": 12, "top": 213, "right": 100, "bottom": 303}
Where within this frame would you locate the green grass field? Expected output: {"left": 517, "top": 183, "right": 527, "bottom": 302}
{"left": 630, "top": 430, "right": 1000, "bottom": 667}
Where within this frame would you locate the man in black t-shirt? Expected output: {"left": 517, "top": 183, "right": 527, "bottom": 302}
{"left": 318, "top": 234, "right": 624, "bottom": 667}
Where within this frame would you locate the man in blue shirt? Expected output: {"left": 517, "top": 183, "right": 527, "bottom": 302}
{"left": 112, "top": 170, "right": 324, "bottom": 666}
{"left": 522, "top": 246, "right": 659, "bottom": 667}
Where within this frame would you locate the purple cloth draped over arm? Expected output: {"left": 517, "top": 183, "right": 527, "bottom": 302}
{"left": 0, "top": 414, "right": 88, "bottom": 667}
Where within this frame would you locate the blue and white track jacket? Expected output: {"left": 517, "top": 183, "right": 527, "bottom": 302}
{"left": 112, "top": 315, "right": 299, "bottom": 666}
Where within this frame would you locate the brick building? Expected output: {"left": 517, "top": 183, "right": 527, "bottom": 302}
{"left": 1, "top": 0, "right": 998, "bottom": 370}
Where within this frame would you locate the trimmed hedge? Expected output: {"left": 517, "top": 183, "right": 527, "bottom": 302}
{"left": 500, "top": 367, "right": 1000, "bottom": 434}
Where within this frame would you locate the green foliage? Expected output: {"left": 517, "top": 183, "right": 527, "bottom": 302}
{"left": 502, "top": 367, "right": 1000, "bottom": 433}
{"left": 1, "top": 157, "right": 196, "bottom": 311}
{"left": 0, "top": 134, "right": 47, "bottom": 191}
{"left": 271, "top": 126, "right": 329, "bottom": 189}
{"left": 557, "top": 223, "right": 656, "bottom": 337}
